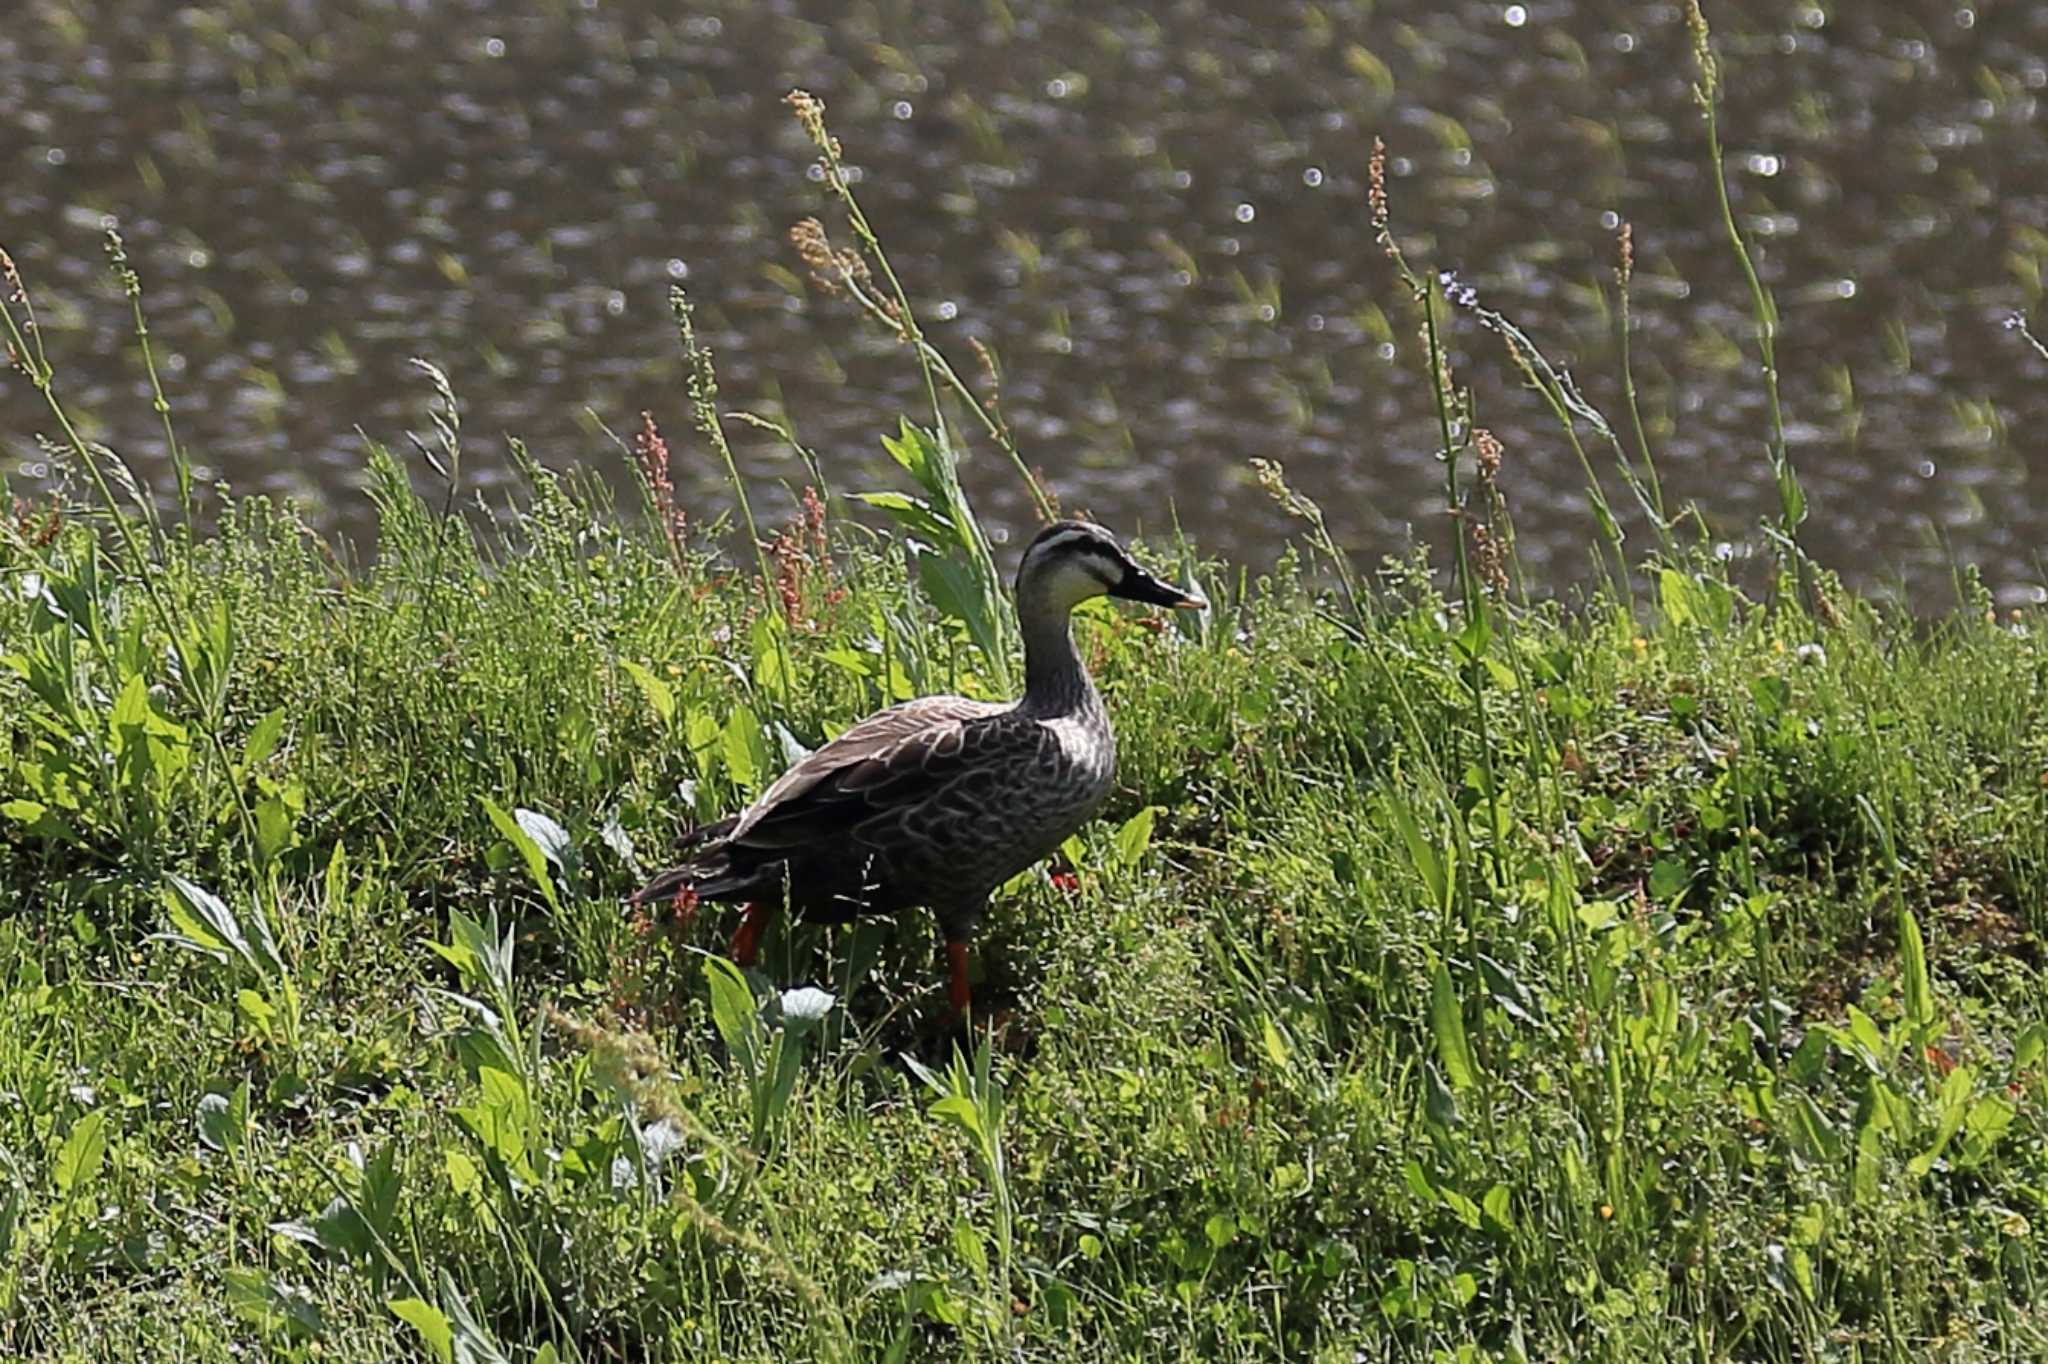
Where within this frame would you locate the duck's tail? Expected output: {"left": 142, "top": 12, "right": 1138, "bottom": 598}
{"left": 629, "top": 815, "right": 748, "bottom": 909}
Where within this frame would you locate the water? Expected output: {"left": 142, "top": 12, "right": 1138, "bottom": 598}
{"left": 3, "top": 0, "right": 2045, "bottom": 605}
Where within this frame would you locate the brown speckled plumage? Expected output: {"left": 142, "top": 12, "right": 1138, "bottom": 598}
{"left": 634, "top": 520, "right": 1204, "bottom": 1012}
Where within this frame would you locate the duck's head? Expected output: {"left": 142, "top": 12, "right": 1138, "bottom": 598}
{"left": 1014, "top": 519, "right": 1207, "bottom": 616}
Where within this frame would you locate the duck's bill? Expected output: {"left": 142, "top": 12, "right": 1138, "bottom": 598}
{"left": 1113, "top": 567, "right": 1209, "bottom": 610}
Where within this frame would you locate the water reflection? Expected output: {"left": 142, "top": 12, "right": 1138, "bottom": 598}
{"left": 1, "top": 0, "right": 2043, "bottom": 604}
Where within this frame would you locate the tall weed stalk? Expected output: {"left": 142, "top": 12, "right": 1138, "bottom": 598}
{"left": 1687, "top": 0, "right": 1810, "bottom": 601}
{"left": 0, "top": 241, "right": 283, "bottom": 941}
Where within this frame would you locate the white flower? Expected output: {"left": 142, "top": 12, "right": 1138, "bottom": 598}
{"left": 637, "top": 1118, "right": 684, "bottom": 1167}
{"left": 779, "top": 986, "right": 836, "bottom": 1026}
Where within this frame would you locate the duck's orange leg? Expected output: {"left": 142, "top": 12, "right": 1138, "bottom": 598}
{"left": 730, "top": 901, "right": 773, "bottom": 968}
{"left": 946, "top": 940, "right": 973, "bottom": 1018}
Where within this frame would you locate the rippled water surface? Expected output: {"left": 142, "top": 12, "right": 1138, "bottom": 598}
{"left": 4, "top": 0, "right": 2045, "bottom": 602}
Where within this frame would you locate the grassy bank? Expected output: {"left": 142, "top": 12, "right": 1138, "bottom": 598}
{"left": 4, "top": 421, "right": 2047, "bottom": 1360}
{"left": 6, "top": 22, "right": 2048, "bottom": 1363}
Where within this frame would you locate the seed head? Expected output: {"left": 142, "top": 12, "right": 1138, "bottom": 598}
{"left": 784, "top": 88, "right": 841, "bottom": 160}
{"left": 969, "top": 335, "right": 1001, "bottom": 409}
{"left": 1685, "top": 0, "right": 1719, "bottom": 105}
{"left": 1471, "top": 522, "right": 1509, "bottom": 598}
{"left": 1368, "top": 137, "right": 1391, "bottom": 254}
{"left": 634, "top": 409, "right": 686, "bottom": 571}
{"left": 1617, "top": 221, "right": 1634, "bottom": 286}
{"left": 1474, "top": 428, "right": 1504, "bottom": 487}
{"left": 102, "top": 225, "right": 141, "bottom": 298}
{"left": 1251, "top": 457, "right": 1320, "bottom": 523}
{"left": 1470, "top": 428, "right": 1510, "bottom": 596}
{"left": 789, "top": 217, "right": 837, "bottom": 287}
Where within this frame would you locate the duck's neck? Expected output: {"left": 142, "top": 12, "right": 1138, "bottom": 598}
{"left": 1017, "top": 600, "right": 1097, "bottom": 717}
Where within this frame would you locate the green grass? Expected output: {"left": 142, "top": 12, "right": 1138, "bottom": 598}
{"left": 5, "top": 23, "right": 2048, "bottom": 1357}
{"left": 3, "top": 438, "right": 2046, "bottom": 1360}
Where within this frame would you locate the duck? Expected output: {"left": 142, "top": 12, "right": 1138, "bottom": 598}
{"left": 633, "top": 519, "right": 1206, "bottom": 1015}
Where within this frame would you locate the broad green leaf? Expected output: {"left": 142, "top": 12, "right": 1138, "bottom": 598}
{"left": 950, "top": 1217, "right": 989, "bottom": 1278}
{"left": 1476, "top": 953, "right": 1538, "bottom": 1026}
{"left": 54, "top": 1109, "right": 108, "bottom": 1193}
{"left": 1, "top": 795, "right": 80, "bottom": 844}
{"left": 1452, "top": 609, "right": 1491, "bottom": 664}
{"left": 479, "top": 797, "right": 559, "bottom": 913}
{"left": 254, "top": 793, "right": 296, "bottom": 865}
{"left": 721, "top": 707, "right": 770, "bottom": 794}
{"left": 705, "top": 955, "right": 759, "bottom": 1069}
{"left": 1779, "top": 464, "right": 1807, "bottom": 528}
{"left": 242, "top": 707, "right": 287, "bottom": 772}
{"left": 1784, "top": 1093, "right": 1841, "bottom": 1162}
{"left": 1430, "top": 963, "right": 1481, "bottom": 1090}
{"left": 454, "top": 1071, "right": 530, "bottom": 1171}
{"left": 1423, "top": 1061, "right": 1460, "bottom": 1130}
{"left": 444, "top": 1149, "right": 482, "bottom": 1198}
{"left": 1578, "top": 899, "right": 1621, "bottom": 933}
{"left": 1385, "top": 794, "right": 1447, "bottom": 913}
{"left": 619, "top": 660, "right": 676, "bottom": 726}
{"left": 108, "top": 671, "right": 149, "bottom": 746}
{"left": 1112, "top": 806, "right": 1158, "bottom": 870}
{"left": 1259, "top": 1015, "right": 1291, "bottom": 1068}
{"left": 1439, "top": 1186, "right": 1481, "bottom": 1229}
{"left": 881, "top": 419, "right": 949, "bottom": 500}
{"left": 1481, "top": 1183, "right": 1514, "bottom": 1233}
{"left": 237, "top": 988, "right": 278, "bottom": 1037}
{"left": 513, "top": 807, "right": 572, "bottom": 873}
{"left": 1750, "top": 675, "right": 1791, "bottom": 719}
{"left": 1785, "top": 1026, "right": 1829, "bottom": 1084}
{"left": 685, "top": 709, "right": 723, "bottom": 782}
{"left": 479, "top": 1064, "right": 529, "bottom": 1115}
{"left": 224, "top": 1268, "right": 323, "bottom": 1341}
{"left": 928, "top": 1095, "right": 986, "bottom": 1143}
{"left": 437, "top": 1270, "right": 515, "bottom": 1364}
{"left": 159, "top": 882, "right": 232, "bottom": 963}
{"left": 1658, "top": 568, "right": 1698, "bottom": 628}
{"left": 752, "top": 615, "right": 793, "bottom": 700}
{"left": 1844, "top": 1005, "right": 1888, "bottom": 1064}
{"left": 1964, "top": 1095, "right": 2015, "bottom": 1149}
{"left": 1647, "top": 857, "right": 1689, "bottom": 903}
{"left": 1452, "top": 1271, "right": 1479, "bottom": 1307}
{"left": 1908, "top": 1065, "right": 1976, "bottom": 1179}
{"left": 323, "top": 842, "right": 350, "bottom": 914}
{"left": 197, "top": 1083, "right": 250, "bottom": 1155}
{"left": 818, "top": 647, "right": 873, "bottom": 678}
{"left": 389, "top": 1299, "right": 454, "bottom": 1364}
{"left": 916, "top": 552, "right": 1003, "bottom": 673}
{"left": 162, "top": 874, "right": 281, "bottom": 975}
{"left": 1868, "top": 1075, "right": 1914, "bottom": 1137}
{"left": 1899, "top": 907, "right": 1933, "bottom": 1029}
{"left": 2015, "top": 1023, "right": 2046, "bottom": 1071}
{"left": 850, "top": 490, "right": 956, "bottom": 544}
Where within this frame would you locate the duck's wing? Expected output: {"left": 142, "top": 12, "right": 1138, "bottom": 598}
{"left": 722, "top": 696, "right": 1029, "bottom": 852}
